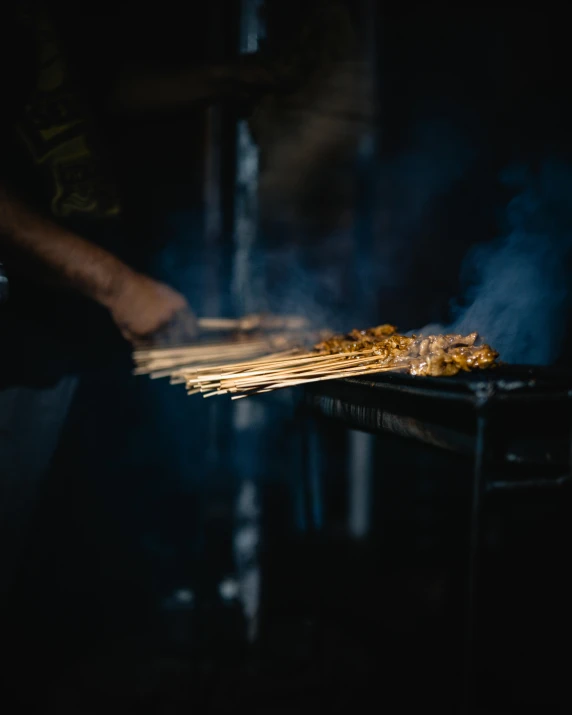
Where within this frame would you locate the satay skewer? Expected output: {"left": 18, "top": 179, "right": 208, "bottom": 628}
{"left": 226, "top": 364, "right": 409, "bottom": 399}
{"left": 136, "top": 324, "right": 499, "bottom": 401}
{"left": 189, "top": 352, "right": 375, "bottom": 382}
{"left": 144, "top": 348, "right": 308, "bottom": 380}
{"left": 197, "top": 314, "right": 309, "bottom": 332}
{"left": 189, "top": 354, "right": 409, "bottom": 395}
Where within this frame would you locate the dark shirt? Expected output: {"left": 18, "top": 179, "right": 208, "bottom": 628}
{"left": 1, "top": 3, "right": 121, "bottom": 214}
{"left": 0, "top": 3, "right": 130, "bottom": 385}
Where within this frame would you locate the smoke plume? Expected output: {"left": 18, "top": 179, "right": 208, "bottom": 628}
{"left": 418, "top": 162, "right": 572, "bottom": 364}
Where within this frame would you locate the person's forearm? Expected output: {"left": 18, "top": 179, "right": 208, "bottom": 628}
{"left": 0, "top": 185, "right": 133, "bottom": 306}
{"left": 109, "top": 60, "right": 277, "bottom": 115}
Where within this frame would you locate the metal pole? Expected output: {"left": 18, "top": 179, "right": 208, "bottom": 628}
{"left": 346, "top": 0, "right": 378, "bottom": 542}
{"left": 353, "top": 0, "right": 379, "bottom": 323}
{"left": 232, "top": 0, "right": 265, "bottom": 645}
{"left": 202, "top": 0, "right": 226, "bottom": 471}
{"left": 348, "top": 430, "right": 374, "bottom": 539}
{"left": 232, "top": 0, "right": 264, "bottom": 315}
{"left": 203, "top": 106, "right": 223, "bottom": 319}
{"left": 463, "top": 396, "right": 490, "bottom": 713}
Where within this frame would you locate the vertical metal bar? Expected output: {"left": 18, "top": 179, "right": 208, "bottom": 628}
{"left": 298, "top": 414, "right": 314, "bottom": 534}
{"left": 203, "top": 106, "right": 223, "bottom": 319}
{"left": 463, "top": 408, "right": 488, "bottom": 713}
{"left": 231, "top": 0, "right": 265, "bottom": 645}
{"left": 348, "top": 430, "right": 374, "bottom": 539}
{"left": 307, "top": 423, "right": 324, "bottom": 532}
{"left": 232, "top": 0, "right": 264, "bottom": 315}
{"left": 202, "top": 0, "right": 225, "bottom": 467}
{"left": 295, "top": 405, "right": 324, "bottom": 535}
{"left": 202, "top": 0, "right": 224, "bottom": 316}
{"left": 234, "top": 478, "right": 261, "bottom": 643}
{"left": 344, "top": 0, "right": 378, "bottom": 545}
{"left": 357, "top": 0, "right": 379, "bottom": 166}
{"left": 353, "top": 0, "right": 379, "bottom": 324}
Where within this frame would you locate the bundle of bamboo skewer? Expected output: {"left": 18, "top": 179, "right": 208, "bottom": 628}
{"left": 132, "top": 313, "right": 321, "bottom": 380}
{"left": 134, "top": 323, "right": 500, "bottom": 400}
{"left": 133, "top": 335, "right": 305, "bottom": 380}
{"left": 181, "top": 346, "right": 404, "bottom": 399}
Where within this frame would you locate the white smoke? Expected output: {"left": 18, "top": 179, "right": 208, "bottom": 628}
{"left": 416, "top": 163, "right": 572, "bottom": 364}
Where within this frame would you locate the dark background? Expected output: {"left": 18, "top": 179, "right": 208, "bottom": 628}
{"left": 3, "top": 2, "right": 572, "bottom": 712}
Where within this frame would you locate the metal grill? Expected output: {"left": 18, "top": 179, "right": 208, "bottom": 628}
{"left": 301, "top": 365, "right": 572, "bottom": 712}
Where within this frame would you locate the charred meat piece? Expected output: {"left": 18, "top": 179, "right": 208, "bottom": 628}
{"left": 313, "top": 326, "right": 498, "bottom": 377}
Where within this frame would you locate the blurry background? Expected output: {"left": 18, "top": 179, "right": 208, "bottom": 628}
{"left": 6, "top": 1, "right": 572, "bottom": 712}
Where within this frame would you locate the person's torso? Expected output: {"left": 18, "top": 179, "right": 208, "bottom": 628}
{"left": 0, "top": 2, "right": 127, "bottom": 380}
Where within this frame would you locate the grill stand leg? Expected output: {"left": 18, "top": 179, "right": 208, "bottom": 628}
{"left": 463, "top": 408, "right": 488, "bottom": 714}
{"left": 298, "top": 412, "right": 323, "bottom": 535}
{"left": 298, "top": 411, "right": 328, "bottom": 685}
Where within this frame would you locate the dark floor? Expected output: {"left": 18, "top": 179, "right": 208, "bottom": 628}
{"left": 8, "top": 520, "right": 572, "bottom": 714}
{"left": 4, "top": 417, "right": 572, "bottom": 713}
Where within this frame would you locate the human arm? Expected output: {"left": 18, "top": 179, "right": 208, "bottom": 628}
{"left": 108, "top": 58, "right": 278, "bottom": 115}
{"left": 0, "top": 184, "right": 197, "bottom": 345}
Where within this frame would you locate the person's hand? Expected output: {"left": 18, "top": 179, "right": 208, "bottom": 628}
{"left": 106, "top": 270, "right": 198, "bottom": 347}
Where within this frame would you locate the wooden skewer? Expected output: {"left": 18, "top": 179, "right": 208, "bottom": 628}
{"left": 186, "top": 353, "right": 376, "bottom": 385}
{"left": 134, "top": 335, "right": 276, "bottom": 356}
{"left": 227, "top": 364, "right": 407, "bottom": 398}
{"left": 182, "top": 348, "right": 379, "bottom": 377}
{"left": 135, "top": 329, "right": 417, "bottom": 400}
{"left": 197, "top": 318, "right": 241, "bottom": 330}
{"left": 145, "top": 348, "right": 308, "bottom": 380}
{"left": 134, "top": 325, "right": 312, "bottom": 364}
{"left": 134, "top": 340, "right": 270, "bottom": 362}
{"left": 228, "top": 357, "right": 408, "bottom": 386}
{"left": 194, "top": 356, "right": 408, "bottom": 395}
{"left": 198, "top": 314, "right": 309, "bottom": 331}
{"left": 135, "top": 325, "right": 499, "bottom": 401}
{"left": 134, "top": 343, "right": 276, "bottom": 372}
{"left": 212, "top": 359, "right": 385, "bottom": 390}
{"left": 139, "top": 346, "right": 272, "bottom": 375}
{"left": 134, "top": 336, "right": 316, "bottom": 377}
{"left": 179, "top": 348, "right": 306, "bottom": 374}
